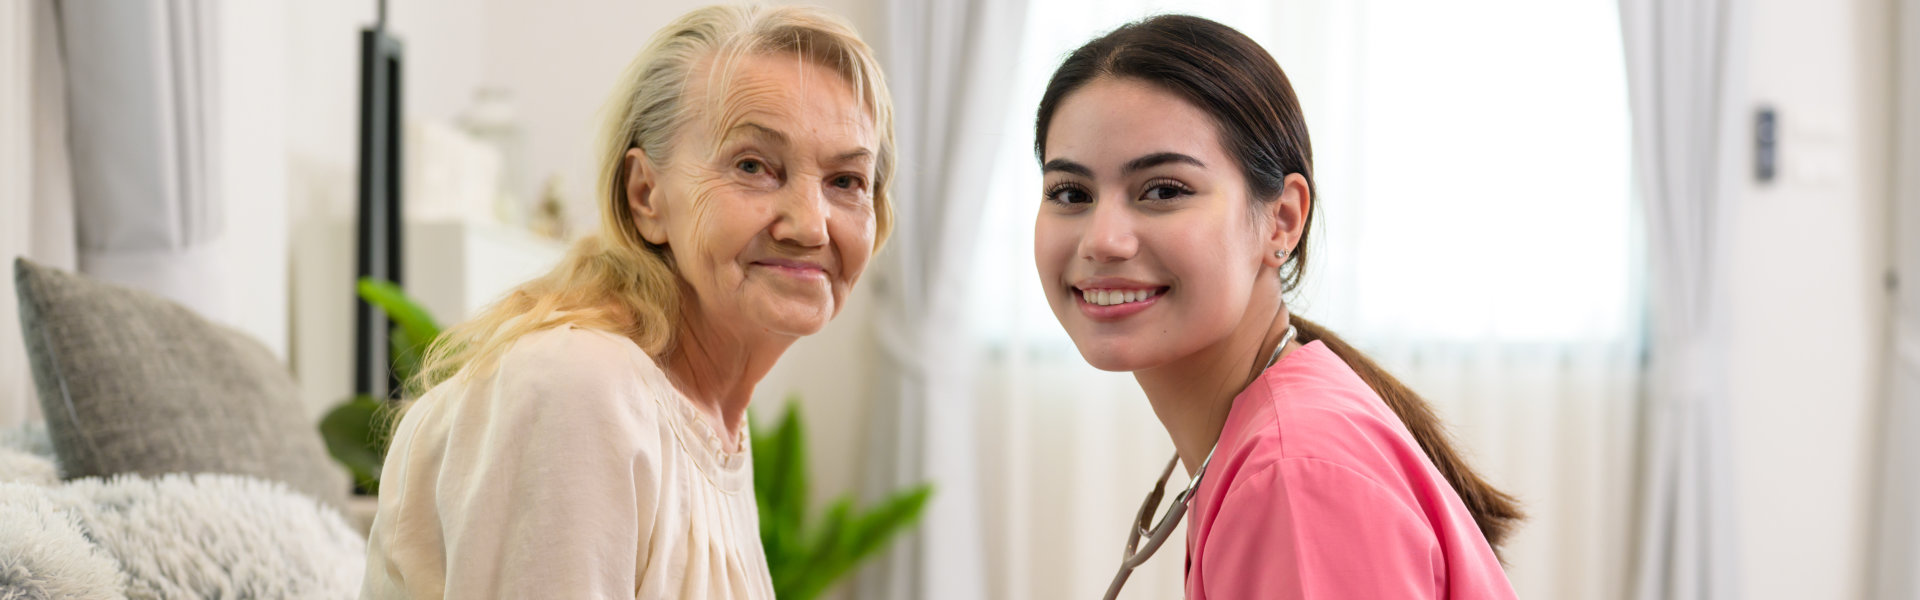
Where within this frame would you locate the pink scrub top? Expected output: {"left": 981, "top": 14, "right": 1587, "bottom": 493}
{"left": 1184, "top": 340, "right": 1517, "bottom": 599}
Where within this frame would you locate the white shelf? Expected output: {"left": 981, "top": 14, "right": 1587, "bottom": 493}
{"left": 404, "top": 219, "right": 567, "bottom": 325}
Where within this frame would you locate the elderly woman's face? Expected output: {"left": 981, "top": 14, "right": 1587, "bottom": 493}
{"left": 627, "top": 52, "right": 879, "bottom": 340}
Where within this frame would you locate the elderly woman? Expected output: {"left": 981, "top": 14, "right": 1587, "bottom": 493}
{"left": 359, "top": 6, "right": 893, "bottom": 599}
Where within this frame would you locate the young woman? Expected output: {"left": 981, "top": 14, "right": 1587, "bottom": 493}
{"left": 1032, "top": 15, "right": 1522, "bottom": 599}
{"left": 359, "top": 6, "right": 894, "bottom": 598}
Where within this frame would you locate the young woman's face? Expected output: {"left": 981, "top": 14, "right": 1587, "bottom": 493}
{"left": 627, "top": 52, "right": 879, "bottom": 341}
{"left": 1034, "top": 77, "right": 1275, "bottom": 372}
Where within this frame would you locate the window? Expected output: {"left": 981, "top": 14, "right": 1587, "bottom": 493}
{"left": 967, "top": 0, "right": 1636, "bottom": 347}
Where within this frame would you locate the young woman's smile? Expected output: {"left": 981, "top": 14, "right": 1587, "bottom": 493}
{"left": 1071, "top": 277, "right": 1170, "bottom": 320}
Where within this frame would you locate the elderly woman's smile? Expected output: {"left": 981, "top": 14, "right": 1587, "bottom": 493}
{"left": 750, "top": 257, "right": 829, "bottom": 279}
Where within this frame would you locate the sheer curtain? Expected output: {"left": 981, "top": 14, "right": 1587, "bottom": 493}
{"left": 961, "top": 1, "right": 1640, "bottom": 598}
{"left": 1616, "top": 0, "right": 1746, "bottom": 597}
{"left": 59, "top": 0, "right": 226, "bottom": 314}
{"left": 858, "top": 0, "right": 1030, "bottom": 598}
{"left": 1870, "top": 0, "right": 1920, "bottom": 595}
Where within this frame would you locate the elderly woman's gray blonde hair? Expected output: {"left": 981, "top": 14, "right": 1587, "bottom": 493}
{"left": 406, "top": 4, "right": 896, "bottom": 401}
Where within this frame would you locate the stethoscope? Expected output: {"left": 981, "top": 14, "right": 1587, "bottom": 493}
{"left": 1102, "top": 324, "right": 1298, "bottom": 600}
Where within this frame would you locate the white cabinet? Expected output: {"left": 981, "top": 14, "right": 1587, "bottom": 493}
{"left": 403, "top": 220, "right": 566, "bottom": 327}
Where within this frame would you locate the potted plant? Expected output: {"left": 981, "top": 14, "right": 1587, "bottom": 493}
{"left": 317, "top": 278, "right": 439, "bottom": 495}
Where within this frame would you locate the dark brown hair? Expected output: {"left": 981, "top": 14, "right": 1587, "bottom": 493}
{"left": 1035, "top": 14, "right": 1524, "bottom": 549}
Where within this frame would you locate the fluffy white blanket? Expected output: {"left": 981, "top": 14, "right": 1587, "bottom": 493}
{"left": 0, "top": 427, "right": 366, "bottom": 599}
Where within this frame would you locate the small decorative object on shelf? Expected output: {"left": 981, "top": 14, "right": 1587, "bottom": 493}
{"left": 530, "top": 174, "right": 571, "bottom": 242}
{"left": 457, "top": 86, "right": 528, "bottom": 227}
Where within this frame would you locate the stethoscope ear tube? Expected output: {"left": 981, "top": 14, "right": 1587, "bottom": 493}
{"left": 1103, "top": 325, "right": 1298, "bottom": 600}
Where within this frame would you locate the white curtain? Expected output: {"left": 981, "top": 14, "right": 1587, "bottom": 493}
{"left": 1361, "top": 343, "right": 1639, "bottom": 598}
{"left": 857, "top": 0, "right": 1030, "bottom": 598}
{"left": 1, "top": 0, "right": 80, "bottom": 428}
{"left": 58, "top": 0, "right": 226, "bottom": 317}
{"left": 961, "top": 1, "right": 1642, "bottom": 598}
{"left": 1617, "top": 0, "right": 1747, "bottom": 598}
{"left": 1871, "top": 0, "right": 1920, "bottom": 596}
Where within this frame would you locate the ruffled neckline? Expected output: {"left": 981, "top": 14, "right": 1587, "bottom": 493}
{"left": 649, "top": 360, "right": 753, "bottom": 494}
{"left": 584, "top": 325, "right": 754, "bottom": 494}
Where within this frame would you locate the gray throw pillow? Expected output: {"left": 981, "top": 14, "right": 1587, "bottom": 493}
{"left": 12, "top": 258, "right": 349, "bottom": 509}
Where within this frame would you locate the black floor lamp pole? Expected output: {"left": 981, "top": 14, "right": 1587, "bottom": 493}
{"left": 354, "top": 2, "right": 404, "bottom": 400}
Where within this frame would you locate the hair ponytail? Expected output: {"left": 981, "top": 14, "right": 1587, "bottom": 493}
{"left": 1291, "top": 315, "right": 1525, "bottom": 549}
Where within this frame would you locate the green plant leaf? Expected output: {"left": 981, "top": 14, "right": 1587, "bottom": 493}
{"left": 390, "top": 326, "right": 424, "bottom": 385}
{"left": 753, "top": 397, "right": 935, "bottom": 600}
{"left": 844, "top": 485, "right": 934, "bottom": 571}
{"left": 775, "top": 498, "right": 852, "bottom": 599}
{"left": 358, "top": 277, "right": 443, "bottom": 391}
{"left": 357, "top": 278, "right": 441, "bottom": 384}
{"left": 752, "top": 410, "right": 777, "bottom": 557}
{"left": 357, "top": 278, "right": 441, "bottom": 344}
{"left": 319, "top": 394, "right": 388, "bottom": 494}
{"left": 755, "top": 396, "right": 810, "bottom": 569}
{"left": 772, "top": 397, "right": 809, "bottom": 535}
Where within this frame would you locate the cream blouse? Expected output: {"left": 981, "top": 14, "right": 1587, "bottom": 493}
{"left": 360, "top": 324, "right": 773, "bottom": 599}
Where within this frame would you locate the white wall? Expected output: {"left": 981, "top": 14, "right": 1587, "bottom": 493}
{"left": 217, "top": 0, "right": 291, "bottom": 359}
{"left": 1730, "top": 0, "right": 1895, "bottom": 597}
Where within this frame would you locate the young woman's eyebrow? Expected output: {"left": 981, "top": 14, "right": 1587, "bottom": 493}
{"left": 1042, "top": 158, "right": 1093, "bottom": 177}
{"left": 1122, "top": 152, "right": 1205, "bottom": 175}
{"left": 1042, "top": 154, "right": 1203, "bottom": 178}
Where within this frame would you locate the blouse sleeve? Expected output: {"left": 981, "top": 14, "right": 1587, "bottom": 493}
{"left": 1200, "top": 457, "right": 1444, "bottom": 599}
{"left": 431, "top": 331, "right": 661, "bottom": 598}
